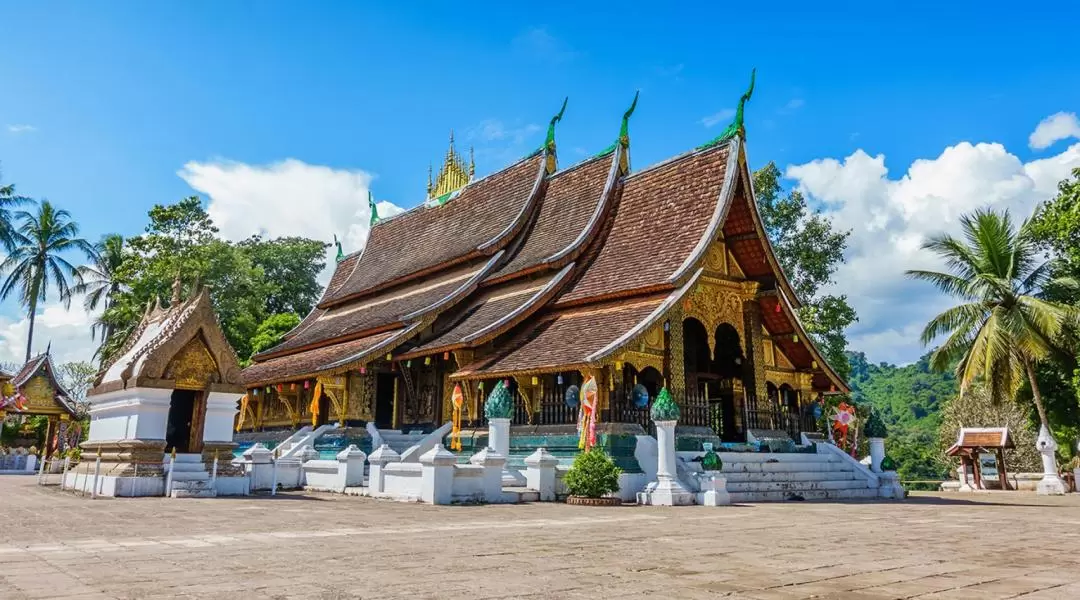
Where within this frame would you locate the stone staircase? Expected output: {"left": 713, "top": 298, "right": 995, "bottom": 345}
{"left": 377, "top": 429, "right": 428, "bottom": 454}
{"left": 679, "top": 451, "right": 879, "bottom": 503}
{"left": 166, "top": 453, "right": 217, "bottom": 498}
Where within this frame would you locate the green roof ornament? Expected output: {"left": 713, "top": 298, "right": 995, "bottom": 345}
{"left": 484, "top": 379, "right": 514, "bottom": 420}
{"left": 701, "top": 68, "right": 755, "bottom": 149}
{"left": 333, "top": 234, "right": 344, "bottom": 262}
{"left": 597, "top": 90, "right": 640, "bottom": 171}
{"left": 533, "top": 97, "right": 568, "bottom": 173}
{"left": 368, "top": 190, "right": 380, "bottom": 227}
{"left": 650, "top": 386, "right": 681, "bottom": 422}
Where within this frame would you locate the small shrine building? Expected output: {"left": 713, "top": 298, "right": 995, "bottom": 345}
{"left": 239, "top": 82, "right": 848, "bottom": 454}
{"left": 0, "top": 351, "right": 79, "bottom": 458}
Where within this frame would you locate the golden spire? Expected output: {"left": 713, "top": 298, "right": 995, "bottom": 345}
{"left": 428, "top": 130, "right": 472, "bottom": 204}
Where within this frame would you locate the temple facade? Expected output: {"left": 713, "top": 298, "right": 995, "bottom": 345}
{"left": 239, "top": 94, "right": 847, "bottom": 456}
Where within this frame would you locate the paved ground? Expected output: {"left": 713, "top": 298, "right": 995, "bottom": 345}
{"left": 2, "top": 477, "right": 1080, "bottom": 599}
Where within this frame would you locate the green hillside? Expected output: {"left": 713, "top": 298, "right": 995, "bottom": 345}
{"left": 846, "top": 351, "right": 956, "bottom": 483}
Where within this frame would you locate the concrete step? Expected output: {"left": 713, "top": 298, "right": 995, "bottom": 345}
{"left": 170, "top": 453, "right": 204, "bottom": 463}
{"left": 723, "top": 470, "right": 860, "bottom": 484}
{"left": 171, "top": 471, "right": 210, "bottom": 482}
{"left": 718, "top": 461, "right": 845, "bottom": 474}
{"left": 502, "top": 487, "right": 540, "bottom": 503}
{"left": 713, "top": 452, "right": 833, "bottom": 463}
{"left": 168, "top": 462, "right": 207, "bottom": 473}
{"left": 729, "top": 487, "right": 880, "bottom": 503}
{"left": 170, "top": 479, "right": 217, "bottom": 499}
{"left": 726, "top": 479, "right": 873, "bottom": 493}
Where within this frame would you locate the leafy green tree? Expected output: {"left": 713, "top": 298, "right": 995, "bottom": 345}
{"left": 0, "top": 201, "right": 94, "bottom": 361}
{"left": 907, "top": 208, "right": 1078, "bottom": 444}
{"left": 938, "top": 384, "right": 1040, "bottom": 474}
{"left": 753, "top": 162, "right": 857, "bottom": 379}
{"left": 0, "top": 170, "right": 31, "bottom": 248}
{"left": 250, "top": 313, "right": 302, "bottom": 359}
{"left": 239, "top": 236, "right": 327, "bottom": 317}
{"left": 71, "top": 234, "right": 126, "bottom": 353}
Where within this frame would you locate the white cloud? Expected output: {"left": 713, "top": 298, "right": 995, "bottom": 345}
{"left": 5, "top": 124, "right": 36, "bottom": 134}
{"left": 784, "top": 98, "right": 805, "bottom": 111}
{"left": 178, "top": 159, "right": 403, "bottom": 285}
{"left": 785, "top": 128, "right": 1080, "bottom": 366}
{"left": 701, "top": 109, "right": 735, "bottom": 128}
{"left": 0, "top": 299, "right": 99, "bottom": 366}
{"left": 1029, "top": 112, "right": 1080, "bottom": 150}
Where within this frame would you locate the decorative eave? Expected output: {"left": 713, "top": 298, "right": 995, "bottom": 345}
{"left": 762, "top": 287, "right": 849, "bottom": 393}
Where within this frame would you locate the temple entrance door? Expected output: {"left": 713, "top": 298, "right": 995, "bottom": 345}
{"left": 317, "top": 393, "right": 330, "bottom": 427}
{"left": 166, "top": 390, "right": 197, "bottom": 453}
{"left": 374, "top": 373, "right": 395, "bottom": 429}
{"left": 718, "top": 388, "right": 738, "bottom": 442}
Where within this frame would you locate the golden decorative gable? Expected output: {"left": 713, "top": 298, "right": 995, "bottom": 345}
{"left": 427, "top": 131, "right": 474, "bottom": 202}
{"left": 164, "top": 335, "right": 220, "bottom": 390}
{"left": 23, "top": 375, "right": 59, "bottom": 412}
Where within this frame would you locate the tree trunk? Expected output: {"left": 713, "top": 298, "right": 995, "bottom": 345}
{"left": 1023, "top": 356, "right": 1051, "bottom": 434}
{"left": 24, "top": 302, "right": 36, "bottom": 362}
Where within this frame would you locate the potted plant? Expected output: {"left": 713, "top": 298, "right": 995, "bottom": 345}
{"left": 564, "top": 447, "right": 622, "bottom": 506}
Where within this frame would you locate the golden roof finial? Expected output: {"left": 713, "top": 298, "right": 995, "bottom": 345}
{"left": 428, "top": 129, "right": 472, "bottom": 202}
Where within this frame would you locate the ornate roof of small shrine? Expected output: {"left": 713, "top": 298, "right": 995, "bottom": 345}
{"left": 8, "top": 351, "right": 76, "bottom": 417}
{"left": 92, "top": 287, "right": 243, "bottom": 395}
{"left": 946, "top": 428, "right": 1015, "bottom": 455}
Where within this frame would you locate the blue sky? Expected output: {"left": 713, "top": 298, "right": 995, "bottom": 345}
{"left": 1, "top": 2, "right": 1079, "bottom": 366}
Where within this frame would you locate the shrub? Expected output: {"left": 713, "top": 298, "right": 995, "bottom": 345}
{"left": 564, "top": 448, "right": 621, "bottom": 498}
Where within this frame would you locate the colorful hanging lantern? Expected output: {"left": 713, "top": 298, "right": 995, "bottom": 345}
{"left": 425, "top": 356, "right": 431, "bottom": 365}
{"left": 775, "top": 302, "right": 782, "bottom": 313}
{"left": 450, "top": 384, "right": 465, "bottom": 451}
{"left": 793, "top": 334, "right": 799, "bottom": 343}
{"left": 360, "top": 366, "right": 367, "bottom": 375}
{"left": 386, "top": 353, "right": 392, "bottom": 361}
{"left": 304, "top": 380, "right": 310, "bottom": 390}
{"left": 236, "top": 394, "right": 249, "bottom": 432}
{"left": 310, "top": 381, "right": 323, "bottom": 427}
{"left": 615, "top": 360, "right": 623, "bottom": 370}
{"left": 406, "top": 360, "right": 412, "bottom": 368}
{"left": 253, "top": 388, "right": 259, "bottom": 396}
{"left": 443, "top": 351, "right": 450, "bottom": 360}
{"left": 557, "top": 374, "right": 564, "bottom": 385}
{"left": 276, "top": 384, "right": 283, "bottom": 392}
{"left": 290, "top": 383, "right": 296, "bottom": 391}
{"left": 812, "top": 360, "right": 818, "bottom": 369}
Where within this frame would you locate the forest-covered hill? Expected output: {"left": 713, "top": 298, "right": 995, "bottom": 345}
{"left": 846, "top": 351, "right": 957, "bottom": 482}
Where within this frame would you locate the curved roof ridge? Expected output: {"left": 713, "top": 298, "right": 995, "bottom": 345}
{"left": 623, "top": 138, "right": 734, "bottom": 181}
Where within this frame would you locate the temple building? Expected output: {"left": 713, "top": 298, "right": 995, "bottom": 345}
{"left": 239, "top": 83, "right": 848, "bottom": 459}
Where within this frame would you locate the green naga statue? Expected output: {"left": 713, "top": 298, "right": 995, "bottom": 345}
{"left": 368, "top": 190, "right": 379, "bottom": 227}
{"left": 333, "top": 234, "right": 344, "bottom": 262}
{"left": 702, "top": 69, "right": 755, "bottom": 148}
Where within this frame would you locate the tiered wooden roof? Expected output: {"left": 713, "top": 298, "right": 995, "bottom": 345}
{"left": 92, "top": 287, "right": 243, "bottom": 395}
{"left": 242, "top": 108, "right": 848, "bottom": 393}
{"left": 8, "top": 352, "right": 76, "bottom": 417}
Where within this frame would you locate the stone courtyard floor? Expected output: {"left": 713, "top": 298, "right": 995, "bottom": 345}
{"left": 2, "top": 477, "right": 1080, "bottom": 599}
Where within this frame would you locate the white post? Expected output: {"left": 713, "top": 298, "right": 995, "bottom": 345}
{"left": 91, "top": 455, "right": 102, "bottom": 499}
{"left": 868, "top": 438, "right": 886, "bottom": 473}
{"left": 470, "top": 447, "right": 507, "bottom": 503}
{"left": 335, "top": 444, "right": 367, "bottom": 491}
{"left": 419, "top": 444, "right": 456, "bottom": 505}
{"left": 1035, "top": 425, "right": 1066, "bottom": 496}
{"left": 270, "top": 456, "right": 279, "bottom": 496}
{"left": 367, "top": 444, "right": 400, "bottom": 495}
{"left": 211, "top": 452, "right": 219, "bottom": 490}
{"left": 524, "top": 448, "right": 558, "bottom": 501}
{"left": 131, "top": 462, "right": 139, "bottom": 498}
{"left": 165, "top": 456, "right": 175, "bottom": 497}
{"left": 637, "top": 420, "right": 693, "bottom": 506}
{"left": 60, "top": 457, "right": 70, "bottom": 491}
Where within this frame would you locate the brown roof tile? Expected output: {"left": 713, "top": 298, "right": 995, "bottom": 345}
{"left": 242, "top": 328, "right": 405, "bottom": 386}
{"left": 323, "top": 155, "right": 544, "bottom": 305}
{"left": 488, "top": 154, "right": 612, "bottom": 280}
{"left": 453, "top": 297, "right": 663, "bottom": 378}
{"left": 261, "top": 260, "right": 492, "bottom": 357}
{"left": 558, "top": 144, "right": 731, "bottom": 305}
{"left": 403, "top": 267, "right": 568, "bottom": 357}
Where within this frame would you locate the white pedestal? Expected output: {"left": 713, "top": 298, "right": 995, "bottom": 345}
{"left": 868, "top": 438, "right": 885, "bottom": 473}
{"left": 1035, "top": 425, "right": 1066, "bottom": 496}
{"left": 637, "top": 420, "right": 693, "bottom": 506}
{"left": 524, "top": 448, "right": 558, "bottom": 501}
{"left": 695, "top": 473, "right": 730, "bottom": 506}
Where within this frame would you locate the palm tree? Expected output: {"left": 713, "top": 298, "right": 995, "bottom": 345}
{"left": 907, "top": 208, "right": 1077, "bottom": 488}
{"left": 0, "top": 200, "right": 95, "bottom": 361}
{"left": 70, "top": 234, "right": 126, "bottom": 347}
{"left": 0, "top": 176, "right": 31, "bottom": 248}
